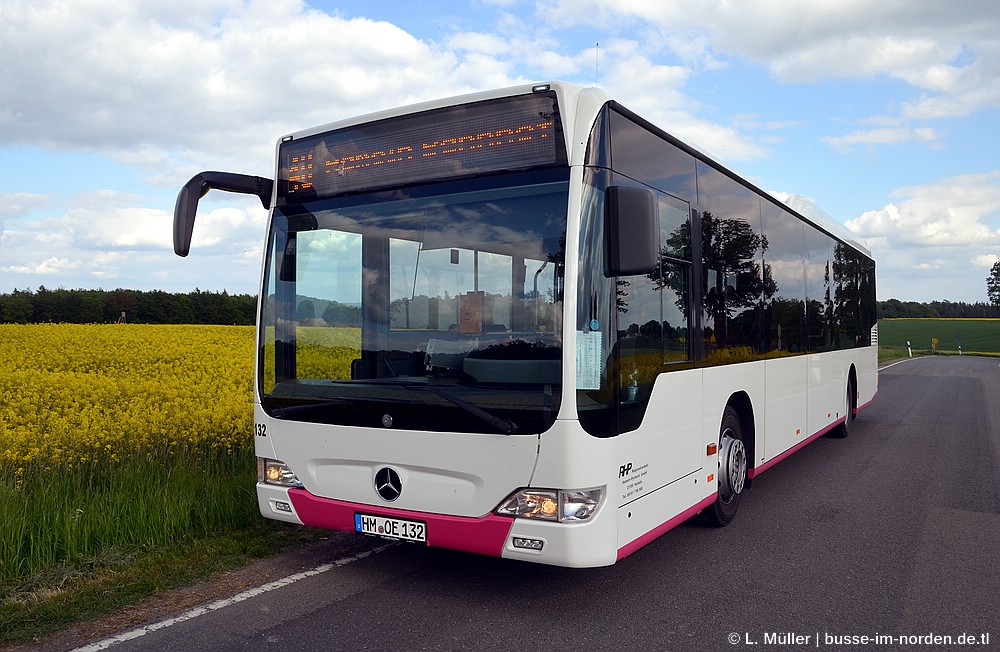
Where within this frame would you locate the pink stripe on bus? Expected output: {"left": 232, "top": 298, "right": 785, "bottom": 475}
{"left": 287, "top": 489, "right": 514, "bottom": 557}
{"left": 616, "top": 494, "right": 718, "bottom": 561}
{"left": 748, "top": 392, "right": 876, "bottom": 479}
{"left": 749, "top": 422, "right": 839, "bottom": 478}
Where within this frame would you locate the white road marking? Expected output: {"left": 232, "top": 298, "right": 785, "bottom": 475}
{"left": 71, "top": 543, "right": 396, "bottom": 652}
{"left": 880, "top": 357, "right": 921, "bottom": 370}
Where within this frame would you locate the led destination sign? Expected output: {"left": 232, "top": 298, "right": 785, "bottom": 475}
{"left": 280, "top": 91, "right": 565, "bottom": 200}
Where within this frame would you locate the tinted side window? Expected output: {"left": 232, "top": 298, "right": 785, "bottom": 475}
{"left": 696, "top": 163, "right": 764, "bottom": 362}
{"left": 658, "top": 194, "right": 693, "bottom": 361}
{"left": 608, "top": 108, "right": 697, "bottom": 198}
{"left": 613, "top": 190, "right": 693, "bottom": 433}
{"left": 861, "top": 257, "right": 877, "bottom": 343}
{"left": 804, "top": 226, "right": 834, "bottom": 352}
{"left": 762, "top": 203, "right": 805, "bottom": 354}
{"left": 833, "top": 244, "right": 876, "bottom": 348}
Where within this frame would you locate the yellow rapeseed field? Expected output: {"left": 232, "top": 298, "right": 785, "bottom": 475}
{"left": 0, "top": 324, "right": 255, "bottom": 475}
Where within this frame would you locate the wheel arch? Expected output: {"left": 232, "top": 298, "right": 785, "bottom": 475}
{"left": 847, "top": 363, "right": 858, "bottom": 414}
{"left": 725, "top": 390, "right": 756, "bottom": 476}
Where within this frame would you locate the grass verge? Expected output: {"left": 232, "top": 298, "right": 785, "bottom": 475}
{"left": 0, "top": 324, "right": 335, "bottom": 647}
{"left": 0, "top": 446, "right": 327, "bottom": 647}
{"left": 878, "top": 345, "right": 1000, "bottom": 365}
{"left": 0, "top": 520, "right": 324, "bottom": 647}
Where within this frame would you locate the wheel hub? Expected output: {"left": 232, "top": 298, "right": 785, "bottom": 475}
{"left": 718, "top": 430, "right": 746, "bottom": 500}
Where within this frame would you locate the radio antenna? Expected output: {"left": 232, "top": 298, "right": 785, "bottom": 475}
{"left": 595, "top": 42, "right": 600, "bottom": 86}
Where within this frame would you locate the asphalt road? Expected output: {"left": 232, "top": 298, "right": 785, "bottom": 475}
{"left": 69, "top": 356, "right": 1000, "bottom": 652}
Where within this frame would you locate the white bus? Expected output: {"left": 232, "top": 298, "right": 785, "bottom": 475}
{"left": 174, "top": 81, "right": 877, "bottom": 567}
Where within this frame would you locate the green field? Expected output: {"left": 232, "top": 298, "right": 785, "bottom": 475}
{"left": 0, "top": 325, "right": 321, "bottom": 645}
{"left": 878, "top": 318, "right": 1000, "bottom": 357}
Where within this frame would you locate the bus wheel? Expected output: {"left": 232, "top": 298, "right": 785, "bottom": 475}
{"left": 707, "top": 406, "right": 747, "bottom": 527}
{"left": 833, "top": 378, "right": 856, "bottom": 438}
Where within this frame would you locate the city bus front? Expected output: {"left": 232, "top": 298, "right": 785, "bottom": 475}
{"left": 251, "top": 85, "right": 611, "bottom": 565}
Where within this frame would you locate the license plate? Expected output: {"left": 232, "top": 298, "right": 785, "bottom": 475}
{"left": 354, "top": 513, "right": 426, "bottom": 544}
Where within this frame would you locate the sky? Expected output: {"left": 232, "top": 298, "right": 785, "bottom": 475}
{"left": 1, "top": 0, "right": 999, "bottom": 303}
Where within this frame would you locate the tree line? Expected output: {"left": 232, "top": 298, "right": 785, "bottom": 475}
{"left": 2, "top": 287, "right": 999, "bottom": 324}
{"left": 0, "top": 287, "right": 256, "bottom": 325}
{"left": 876, "top": 298, "right": 1000, "bottom": 319}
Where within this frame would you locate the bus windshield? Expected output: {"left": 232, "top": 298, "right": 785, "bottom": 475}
{"left": 259, "top": 175, "right": 568, "bottom": 435}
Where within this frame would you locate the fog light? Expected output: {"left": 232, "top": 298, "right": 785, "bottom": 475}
{"left": 512, "top": 537, "right": 544, "bottom": 550}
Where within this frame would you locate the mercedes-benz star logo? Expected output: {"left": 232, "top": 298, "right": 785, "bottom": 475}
{"left": 374, "top": 467, "right": 402, "bottom": 502}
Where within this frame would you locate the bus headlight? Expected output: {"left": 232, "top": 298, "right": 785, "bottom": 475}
{"left": 257, "top": 458, "right": 303, "bottom": 488}
{"left": 494, "top": 487, "right": 604, "bottom": 522}
{"left": 560, "top": 488, "right": 604, "bottom": 521}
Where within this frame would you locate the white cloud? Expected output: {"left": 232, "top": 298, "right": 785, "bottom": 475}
{"left": 0, "top": 193, "right": 49, "bottom": 219}
{"left": 582, "top": 41, "right": 767, "bottom": 161}
{"left": 972, "top": 254, "right": 999, "bottom": 268}
{"left": 3, "top": 252, "right": 79, "bottom": 278}
{"left": 823, "top": 126, "right": 939, "bottom": 152}
{"left": 448, "top": 32, "right": 512, "bottom": 56}
{"left": 0, "top": 185, "right": 267, "bottom": 291}
{"left": 0, "top": 0, "right": 475, "bottom": 176}
{"left": 766, "top": 35, "right": 956, "bottom": 84}
{"left": 187, "top": 205, "right": 268, "bottom": 252}
{"left": 0, "top": 0, "right": 780, "bottom": 184}
{"left": 62, "top": 196, "right": 266, "bottom": 254}
{"left": 847, "top": 172, "right": 1000, "bottom": 301}
{"left": 545, "top": 0, "right": 1000, "bottom": 120}
{"left": 847, "top": 172, "right": 1000, "bottom": 246}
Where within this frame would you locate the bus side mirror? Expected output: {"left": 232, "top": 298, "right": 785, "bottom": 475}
{"left": 604, "top": 186, "right": 658, "bottom": 277}
{"left": 173, "top": 171, "right": 273, "bottom": 257}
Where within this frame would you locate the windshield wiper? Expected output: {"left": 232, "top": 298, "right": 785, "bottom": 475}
{"left": 407, "top": 385, "right": 518, "bottom": 435}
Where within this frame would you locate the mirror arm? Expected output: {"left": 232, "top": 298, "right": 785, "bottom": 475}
{"left": 173, "top": 171, "right": 273, "bottom": 257}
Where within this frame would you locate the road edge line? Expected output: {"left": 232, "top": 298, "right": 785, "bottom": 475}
{"left": 70, "top": 543, "right": 396, "bottom": 652}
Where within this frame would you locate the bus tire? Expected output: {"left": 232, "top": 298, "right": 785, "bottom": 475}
{"left": 706, "top": 405, "right": 747, "bottom": 527}
{"left": 833, "top": 377, "right": 856, "bottom": 439}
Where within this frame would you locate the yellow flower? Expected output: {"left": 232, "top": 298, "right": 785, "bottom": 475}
{"left": 0, "top": 324, "right": 256, "bottom": 474}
